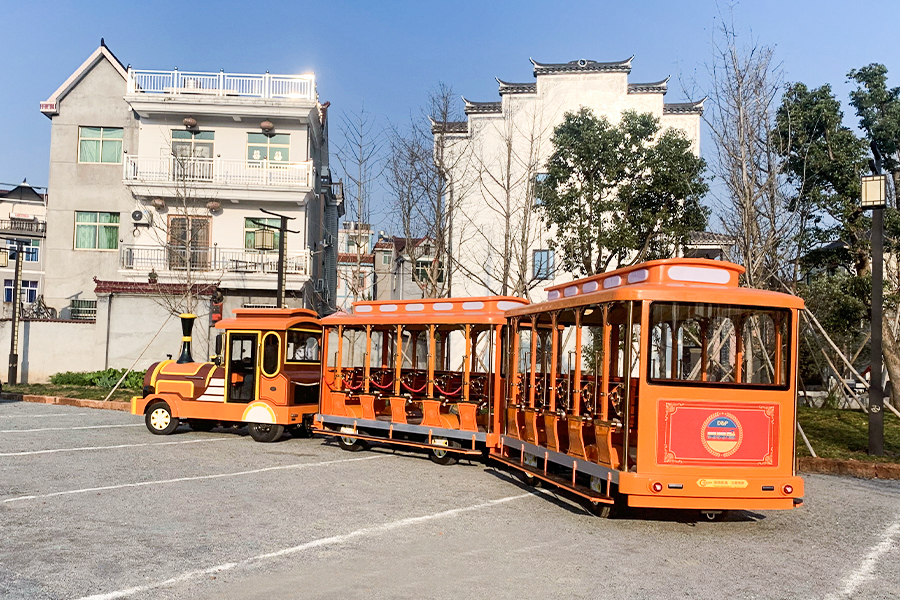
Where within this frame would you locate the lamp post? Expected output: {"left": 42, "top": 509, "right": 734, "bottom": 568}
{"left": 251, "top": 209, "right": 297, "bottom": 308}
{"left": 4, "top": 241, "right": 24, "bottom": 386}
{"left": 862, "top": 161, "right": 888, "bottom": 455}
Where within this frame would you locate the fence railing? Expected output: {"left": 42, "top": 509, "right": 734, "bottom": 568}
{"left": 0, "top": 219, "right": 46, "bottom": 237}
{"left": 120, "top": 246, "right": 311, "bottom": 276}
{"left": 123, "top": 156, "right": 313, "bottom": 188}
{"left": 127, "top": 69, "right": 315, "bottom": 101}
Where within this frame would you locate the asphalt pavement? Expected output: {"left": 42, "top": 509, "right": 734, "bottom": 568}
{"left": 1, "top": 398, "right": 899, "bottom": 600}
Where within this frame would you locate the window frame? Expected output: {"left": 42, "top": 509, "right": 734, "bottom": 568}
{"left": 261, "top": 331, "right": 282, "bottom": 377}
{"left": 246, "top": 133, "right": 291, "bottom": 163}
{"left": 533, "top": 249, "right": 554, "bottom": 281}
{"left": 6, "top": 239, "right": 40, "bottom": 262}
{"left": 74, "top": 211, "right": 120, "bottom": 251}
{"left": 77, "top": 127, "right": 124, "bottom": 164}
{"left": 4, "top": 280, "right": 38, "bottom": 303}
{"left": 285, "top": 328, "right": 321, "bottom": 364}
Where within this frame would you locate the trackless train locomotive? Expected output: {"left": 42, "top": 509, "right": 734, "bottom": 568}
{"left": 133, "top": 258, "right": 805, "bottom": 517}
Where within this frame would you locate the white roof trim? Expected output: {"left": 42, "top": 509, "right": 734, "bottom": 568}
{"left": 41, "top": 46, "right": 127, "bottom": 115}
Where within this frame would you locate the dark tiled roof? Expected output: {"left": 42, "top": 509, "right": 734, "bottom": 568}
{"left": 0, "top": 182, "right": 46, "bottom": 203}
{"left": 463, "top": 99, "right": 502, "bottom": 115}
{"left": 338, "top": 253, "right": 374, "bottom": 265}
{"left": 663, "top": 99, "right": 705, "bottom": 115}
{"left": 688, "top": 231, "right": 735, "bottom": 245}
{"left": 531, "top": 57, "right": 633, "bottom": 76}
{"left": 627, "top": 77, "right": 669, "bottom": 94}
{"left": 431, "top": 120, "right": 468, "bottom": 134}
{"left": 373, "top": 241, "right": 393, "bottom": 250}
{"left": 496, "top": 78, "right": 537, "bottom": 95}
{"left": 93, "top": 277, "right": 218, "bottom": 295}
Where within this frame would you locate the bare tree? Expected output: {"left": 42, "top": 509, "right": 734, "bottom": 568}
{"left": 334, "top": 107, "right": 385, "bottom": 304}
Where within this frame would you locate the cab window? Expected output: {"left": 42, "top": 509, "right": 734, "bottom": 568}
{"left": 286, "top": 330, "right": 320, "bottom": 363}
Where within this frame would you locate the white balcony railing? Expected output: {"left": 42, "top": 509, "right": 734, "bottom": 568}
{"left": 124, "top": 156, "right": 313, "bottom": 188}
{"left": 121, "top": 246, "right": 311, "bottom": 276}
{"left": 127, "top": 69, "right": 315, "bottom": 101}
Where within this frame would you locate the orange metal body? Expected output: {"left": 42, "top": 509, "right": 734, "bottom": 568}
{"left": 496, "top": 258, "right": 804, "bottom": 511}
{"left": 315, "top": 297, "right": 528, "bottom": 455}
{"left": 131, "top": 307, "right": 322, "bottom": 427}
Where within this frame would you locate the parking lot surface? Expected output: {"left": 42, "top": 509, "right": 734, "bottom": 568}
{"left": 2, "top": 399, "right": 899, "bottom": 599}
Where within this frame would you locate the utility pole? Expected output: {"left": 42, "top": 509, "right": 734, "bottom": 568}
{"left": 252, "top": 209, "right": 297, "bottom": 308}
{"left": 7, "top": 240, "right": 23, "bottom": 385}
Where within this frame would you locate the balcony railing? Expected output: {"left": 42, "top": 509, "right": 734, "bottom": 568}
{"left": 0, "top": 219, "right": 46, "bottom": 238}
{"left": 127, "top": 69, "right": 315, "bottom": 101}
{"left": 124, "top": 156, "right": 313, "bottom": 188}
{"left": 121, "top": 245, "right": 311, "bottom": 276}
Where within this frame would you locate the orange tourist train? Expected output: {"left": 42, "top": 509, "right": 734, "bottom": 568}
{"left": 131, "top": 307, "right": 322, "bottom": 442}
{"left": 133, "top": 257, "right": 804, "bottom": 518}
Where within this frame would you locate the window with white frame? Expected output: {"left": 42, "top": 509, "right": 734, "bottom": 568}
{"left": 6, "top": 239, "right": 40, "bottom": 262}
{"left": 78, "top": 127, "right": 123, "bottom": 164}
{"left": 4, "top": 280, "right": 38, "bottom": 303}
{"left": 172, "top": 130, "right": 214, "bottom": 159}
{"left": 75, "top": 212, "right": 119, "bottom": 250}
{"left": 533, "top": 249, "right": 554, "bottom": 280}
{"left": 381, "top": 252, "right": 391, "bottom": 265}
{"left": 414, "top": 260, "right": 444, "bottom": 283}
{"left": 533, "top": 173, "right": 549, "bottom": 207}
{"left": 247, "top": 133, "right": 290, "bottom": 163}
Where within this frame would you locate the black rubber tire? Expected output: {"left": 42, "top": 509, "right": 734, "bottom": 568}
{"left": 188, "top": 419, "right": 216, "bottom": 432}
{"left": 145, "top": 402, "right": 179, "bottom": 435}
{"left": 247, "top": 422, "right": 284, "bottom": 443}
{"left": 337, "top": 434, "right": 368, "bottom": 452}
{"left": 428, "top": 439, "right": 459, "bottom": 466}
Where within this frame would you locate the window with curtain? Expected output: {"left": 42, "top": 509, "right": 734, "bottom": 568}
{"left": 74, "top": 212, "right": 119, "bottom": 250}
{"left": 78, "top": 127, "right": 123, "bottom": 164}
{"left": 247, "top": 133, "right": 290, "bottom": 163}
{"left": 168, "top": 216, "right": 210, "bottom": 270}
{"left": 244, "top": 217, "right": 281, "bottom": 251}
{"left": 4, "top": 280, "right": 38, "bottom": 303}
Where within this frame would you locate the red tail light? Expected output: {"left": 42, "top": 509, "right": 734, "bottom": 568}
{"left": 651, "top": 482, "right": 663, "bottom": 493}
{"left": 782, "top": 484, "right": 793, "bottom": 495}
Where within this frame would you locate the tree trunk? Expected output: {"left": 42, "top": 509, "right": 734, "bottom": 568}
{"left": 882, "top": 315, "right": 900, "bottom": 409}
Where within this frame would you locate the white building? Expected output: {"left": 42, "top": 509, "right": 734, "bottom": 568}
{"left": 0, "top": 182, "right": 48, "bottom": 318}
{"left": 436, "top": 57, "right": 703, "bottom": 299}
{"left": 335, "top": 221, "right": 374, "bottom": 310}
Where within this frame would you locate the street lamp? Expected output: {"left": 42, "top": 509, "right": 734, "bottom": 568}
{"left": 250, "top": 209, "right": 297, "bottom": 308}
{"left": 862, "top": 163, "right": 888, "bottom": 456}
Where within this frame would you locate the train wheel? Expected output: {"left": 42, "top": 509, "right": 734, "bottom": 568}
{"left": 145, "top": 402, "right": 178, "bottom": 435}
{"left": 428, "top": 438, "right": 458, "bottom": 466}
{"left": 337, "top": 434, "right": 368, "bottom": 452}
{"left": 247, "top": 423, "right": 284, "bottom": 443}
{"left": 518, "top": 470, "right": 541, "bottom": 488}
{"left": 188, "top": 419, "right": 216, "bottom": 432}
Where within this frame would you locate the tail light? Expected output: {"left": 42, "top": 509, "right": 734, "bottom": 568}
{"left": 651, "top": 482, "right": 663, "bottom": 493}
{"left": 782, "top": 484, "right": 794, "bottom": 496}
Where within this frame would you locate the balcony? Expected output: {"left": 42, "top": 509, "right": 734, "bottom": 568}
{"left": 127, "top": 69, "right": 315, "bottom": 101}
{"left": 0, "top": 219, "right": 46, "bottom": 239}
{"left": 120, "top": 246, "right": 311, "bottom": 277}
{"left": 124, "top": 156, "right": 314, "bottom": 190}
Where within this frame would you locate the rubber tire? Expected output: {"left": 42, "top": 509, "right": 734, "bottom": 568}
{"left": 518, "top": 470, "right": 542, "bottom": 488}
{"left": 247, "top": 422, "right": 284, "bottom": 443}
{"left": 337, "top": 435, "right": 368, "bottom": 452}
{"left": 189, "top": 419, "right": 216, "bottom": 432}
{"left": 145, "top": 402, "right": 179, "bottom": 435}
{"left": 290, "top": 420, "right": 313, "bottom": 438}
{"left": 428, "top": 439, "right": 459, "bottom": 466}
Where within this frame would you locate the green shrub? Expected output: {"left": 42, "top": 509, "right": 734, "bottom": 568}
{"left": 50, "top": 368, "right": 146, "bottom": 390}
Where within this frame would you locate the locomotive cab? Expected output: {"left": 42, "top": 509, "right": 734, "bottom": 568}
{"left": 132, "top": 307, "right": 322, "bottom": 442}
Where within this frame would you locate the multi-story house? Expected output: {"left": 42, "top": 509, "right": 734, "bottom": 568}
{"left": 435, "top": 57, "right": 704, "bottom": 299}
{"left": 40, "top": 42, "right": 340, "bottom": 320}
{"left": 370, "top": 233, "right": 439, "bottom": 301}
{"left": 0, "top": 181, "right": 48, "bottom": 318}
{"left": 335, "top": 221, "right": 374, "bottom": 310}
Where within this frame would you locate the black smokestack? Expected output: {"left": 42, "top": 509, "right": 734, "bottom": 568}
{"left": 177, "top": 313, "right": 196, "bottom": 364}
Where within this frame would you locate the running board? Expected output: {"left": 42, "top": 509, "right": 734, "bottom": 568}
{"left": 491, "top": 453, "right": 615, "bottom": 505}
{"left": 315, "top": 427, "right": 483, "bottom": 456}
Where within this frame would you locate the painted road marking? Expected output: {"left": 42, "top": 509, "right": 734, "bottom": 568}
{"left": 75, "top": 492, "right": 534, "bottom": 600}
{"left": 825, "top": 515, "right": 900, "bottom": 600}
{"left": 2, "top": 455, "right": 387, "bottom": 503}
{"left": 0, "top": 423, "right": 143, "bottom": 433}
{"left": 0, "top": 438, "right": 231, "bottom": 457}
{"left": 0, "top": 412, "right": 90, "bottom": 419}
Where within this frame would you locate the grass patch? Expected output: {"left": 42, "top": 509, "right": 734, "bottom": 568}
{"left": 798, "top": 407, "right": 900, "bottom": 463}
{"left": 4, "top": 384, "right": 137, "bottom": 402}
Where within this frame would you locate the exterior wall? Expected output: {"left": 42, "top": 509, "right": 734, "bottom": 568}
{"left": 444, "top": 60, "right": 702, "bottom": 301}
{"left": 0, "top": 194, "right": 47, "bottom": 318}
{"left": 0, "top": 320, "right": 104, "bottom": 383}
{"left": 44, "top": 58, "right": 137, "bottom": 313}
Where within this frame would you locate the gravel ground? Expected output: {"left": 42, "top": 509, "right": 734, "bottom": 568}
{"left": 1, "top": 398, "right": 899, "bottom": 600}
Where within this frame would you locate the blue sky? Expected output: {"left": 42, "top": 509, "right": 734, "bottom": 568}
{"left": 2, "top": 0, "right": 897, "bottom": 225}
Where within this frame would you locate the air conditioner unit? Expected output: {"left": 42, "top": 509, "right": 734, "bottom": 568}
{"left": 131, "top": 209, "right": 152, "bottom": 227}
{"left": 314, "top": 279, "right": 326, "bottom": 293}
{"left": 324, "top": 234, "right": 334, "bottom": 248}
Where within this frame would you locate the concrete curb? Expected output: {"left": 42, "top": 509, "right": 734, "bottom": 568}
{"left": 799, "top": 457, "right": 900, "bottom": 480}
{"left": 0, "top": 393, "right": 131, "bottom": 412}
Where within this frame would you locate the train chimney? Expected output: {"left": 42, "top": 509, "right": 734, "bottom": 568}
{"left": 177, "top": 313, "right": 196, "bottom": 364}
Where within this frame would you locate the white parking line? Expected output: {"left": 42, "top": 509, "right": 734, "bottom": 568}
{"left": 2, "top": 455, "right": 387, "bottom": 503}
{"left": 0, "top": 424, "right": 143, "bottom": 433}
{"left": 826, "top": 516, "right": 900, "bottom": 599}
{"left": 0, "top": 412, "right": 90, "bottom": 419}
{"left": 0, "top": 438, "right": 231, "bottom": 457}
{"left": 75, "top": 492, "right": 533, "bottom": 600}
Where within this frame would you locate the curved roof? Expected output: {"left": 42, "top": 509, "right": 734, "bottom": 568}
{"left": 663, "top": 98, "right": 706, "bottom": 115}
{"left": 531, "top": 57, "right": 634, "bottom": 76}
{"left": 463, "top": 98, "right": 502, "bottom": 115}
{"left": 215, "top": 307, "right": 320, "bottom": 331}
{"left": 496, "top": 78, "right": 537, "bottom": 95}
{"left": 321, "top": 296, "right": 529, "bottom": 326}
{"left": 627, "top": 77, "right": 669, "bottom": 94}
